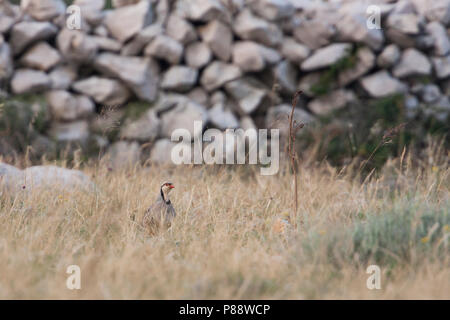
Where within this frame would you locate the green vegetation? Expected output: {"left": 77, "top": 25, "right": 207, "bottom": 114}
{"left": 310, "top": 47, "right": 358, "bottom": 96}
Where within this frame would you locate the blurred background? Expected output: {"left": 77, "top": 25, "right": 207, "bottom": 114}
{"left": 1, "top": 0, "right": 449, "bottom": 169}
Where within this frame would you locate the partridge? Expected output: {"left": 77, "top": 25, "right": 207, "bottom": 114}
{"left": 142, "top": 182, "right": 176, "bottom": 234}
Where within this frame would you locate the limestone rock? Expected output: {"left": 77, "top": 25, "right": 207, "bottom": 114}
{"left": 393, "top": 48, "right": 432, "bottom": 78}
{"left": 120, "top": 110, "right": 160, "bottom": 142}
{"left": 281, "top": 37, "right": 310, "bottom": 64}
{"left": 432, "top": 56, "right": 450, "bottom": 79}
{"left": 49, "top": 121, "right": 90, "bottom": 142}
{"left": 144, "top": 35, "right": 183, "bottom": 64}
{"left": 57, "top": 29, "right": 98, "bottom": 63}
{"left": 234, "top": 9, "right": 283, "bottom": 47}
{"left": 201, "top": 61, "right": 242, "bottom": 91}
{"left": 247, "top": 0, "right": 293, "bottom": 21}
{"left": 308, "top": 89, "right": 356, "bottom": 116}
{"left": 166, "top": 14, "right": 197, "bottom": 45}
{"left": 232, "top": 41, "right": 281, "bottom": 72}
{"left": 22, "top": 0, "right": 65, "bottom": 21}
{"left": 149, "top": 139, "right": 177, "bottom": 165}
{"left": 160, "top": 100, "right": 208, "bottom": 140}
{"left": 107, "top": 141, "right": 141, "bottom": 169}
{"left": 104, "top": 0, "right": 153, "bottom": 43}
{"left": 386, "top": 13, "right": 421, "bottom": 35}
{"left": 46, "top": 90, "right": 95, "bottom": 121}
{"left": 72, "top": 76, "right": 131, "bottom": 106}
{"left": 199, "top": 20, "right": 232, "bottom": 61}
{"left": 11, "top": 69, "right": 51, "bottom": 94}
{"left": 293, "top": 19, "right": 335, "bottom": 50}
{"left": 185, "top": 41, "right": 212, "bottom": 68}
{"left": 20, "top": 42, "right": 61, "bottom": 71}
{"left": 338, "top": 47, "right": 375, "bottom": 87}
{"left": 301, "top": 43, "right": 352, "bottom": 71}
{"left": 121, "top": 24, "right": 163, "bottom": 56}
{"left": 10, "top": 21, "right": 57, "bottom": 55}
{"left": 225, "top": 77, "right": 269, "bottom": 114}
{"left": 426, "top": 22, "right": 450, "bottom": 56}
{"left": 49, "top": 66, "right": 77, "bottom": 90}
{"left": 94, "top": 53, "right": 159, "bottom": 102}
{"left": 377, "top": 44, "right": 400, "bottom": 68}
{"left": 161, "top": 66, "right": 198, "bottom": 92}
{"left": 360, "top": 71, "right": 407, "bottom": 98}
{"left": 0, "top": 42, "right": 13, "bottom": 82}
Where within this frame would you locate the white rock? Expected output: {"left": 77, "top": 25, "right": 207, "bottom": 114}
{"left": 308, "top": 89, "right": 356, "bottom": 116}
{"left": 0, "top": 42, "right": 13, "bottom": 82}
{"left": 293, "top": 19, "right": 335, "bottom": 50}
{"left": 161, "top": 66, "right": 198, "bottom": 92}
{"left": 187, "top": 87, "right": 209, "bottom": 107}
{"left": 104, "top": 0, "right": 153, "bottom": 43}
{"left": 247, "top": 0, "right": 293, "bottom": 21}
{"left": 301, "top": 43, "right": 352, "bottom": 71}
{"left": 11, "top": 69, "right": 51, "bottom": 94}
{"left": 432, "top": 55, "right": 450, "bottom": 79}
{"left": 144, "top": 35, "right": 183, "bottom": 64}
{"left": 20, "top": 42, "right": 61, "bottom": 71}
{"left": 266, "top": 104, "right": 314, "bottom": 137}
{"left": 112, "top": 0, "right": 140, "bottom": 7}
{"left": 23, "top": 165, "right": 94, "bottom": 192}
{"left": 281, "top": 37, "right": 310, "bottom": 64}
{"left": 199, "top": 20, "right": 232, "bottom": 61}
{"left": 90, "top": 36, "right": 122, "bottom": 53}
{"left": 273, "top": 60, "right": 298, "bottom": 95}
{"left": 338, "top": 47, "right": 375, "bottom": 87}
{"left": 22, "top": 0, "right": 65, "bottom": 21}
{"left": 232, "top": 41, "right": 281, "bottom": 72}
{"left": 335, "top": 11, "right": 384, "bottom": 50}
{"left": 377, "top": 44, "right": 401, "bottom": 68}
{"left": 182, "top": 0, "right": 230, "bottom": 23}
{"left": 49, "top": 65, "right": 77, "bottom": 90}
{"left": 49, "top": 121, "right": 90, "bottom": 142}
{"left": 46, "top": 90, "right": 95, "bottom": 121}
{"left": 166, "top": 14, "right": 197, "bottom": 45}
{"left": 0, "top": 162, "right": 24, "bottom": 193}
{"left": 360, "top": 71, "right": 407, "bottom": 98}
{"left": 201, "top": 61, "right": 242, "bottom": 91}
{"left": 426, "top": 21, "right": 450, "bottom": 56}
{"left": 185, "top": 41, "right": 212, "bottom": 68}
{"left": 386, "top": 13, "right": 421, "bottom": 35}
{"left": 233, "top": 9, "right": 283, "bottom": 47}
{"left": 393, "top": 48, "right": 432, "bottom": 78}
{"left": 120, "top": 110, "right": 160, "bottom": 142}
{"left": 73, "top": 0, "right": 105, "bottom": 25}
{"left": 72, "top": 76, "right": 131, "bottom": 106}
{"left": 10, "top": 21, "right": 57, "bottom": 55}
{"left": 225, "top": 77, "right": 269, "bottom": 114}
{"left": 94, "top": 53, "right": 159, "bottom": 102}
{"left": 121, "top": 24, "right": 163, "bottom": 56}
{"left": 107, "top": 141, "right": 141, "bottom": 169}
{"left": 161, "top": 100, "right": 208, "bottom": 140}
{"left": 420, "top": 84, "right": 441, "bottom": 103}
{"left": 57, "top": 29, "right": 98, "bottom": 63}
{"left": 208, "top": 101, "right": 239, "bottom": 129}
{"left": 149, "top": 139, "right": 178, "bottom": 165}
{"left": 412, "top": 0, "right": 450, "bottom": 25}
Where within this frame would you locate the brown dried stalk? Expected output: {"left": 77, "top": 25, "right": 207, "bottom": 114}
{"left": 288, "top": 90, "right": 305, "bottom": 226}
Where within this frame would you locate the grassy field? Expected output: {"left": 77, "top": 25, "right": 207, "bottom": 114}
{"left": 0, "top": 139, "right": 448, "bottom": 299}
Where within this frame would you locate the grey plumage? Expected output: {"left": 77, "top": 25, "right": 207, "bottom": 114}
{"left": 142, "top": 182, "right": 176, "bottom": 234}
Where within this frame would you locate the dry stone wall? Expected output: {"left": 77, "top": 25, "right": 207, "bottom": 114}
{"left": 0, "top": 0, "right": 449, "bottom": 166}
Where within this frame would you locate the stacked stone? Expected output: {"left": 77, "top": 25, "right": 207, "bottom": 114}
{"left": 0, "top": 0, "right": 449, "bottom": 166}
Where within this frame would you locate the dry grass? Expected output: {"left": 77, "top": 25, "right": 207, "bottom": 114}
{"left": 0, "top": 142, "right": 448, "bottom": 299}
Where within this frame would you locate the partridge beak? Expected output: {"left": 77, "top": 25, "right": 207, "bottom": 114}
{"left": 169, "top": 184, "right": 175, "bottom": 189}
